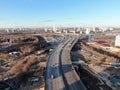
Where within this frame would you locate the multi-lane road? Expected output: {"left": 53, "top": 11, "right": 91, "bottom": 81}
{"left": 45, "top": 37, "right": 86, "bottom": 90}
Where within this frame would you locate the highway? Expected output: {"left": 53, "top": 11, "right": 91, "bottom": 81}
{"left": 45, "top": 37, "right": 86, "bottom": 90}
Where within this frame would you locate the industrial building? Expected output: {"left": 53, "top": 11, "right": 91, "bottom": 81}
{"left": 115, "top": 34, "right": 120, "bottom": 47}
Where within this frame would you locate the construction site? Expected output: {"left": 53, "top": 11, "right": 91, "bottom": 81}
{"left": 71, "top": 34, "right": 120, "bottom": 90}
{"left": 0, "top": 30, "right": 120, "bottom": 90}
{"left": 0, "top": 32, "right": 61, "bottom": 90}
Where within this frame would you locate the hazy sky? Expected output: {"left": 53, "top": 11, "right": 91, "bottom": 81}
{"left": 0, "top": 0, "right": 120, "bottom": 27}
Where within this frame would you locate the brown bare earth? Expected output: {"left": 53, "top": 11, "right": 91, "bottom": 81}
{"left": 0, "top": 32, "right": 54, "bottom": 89}
{"left": 0, "top": 55, "right": 37, "bottom": 80}
{"left": 94, "top": 35, "right": 115, "bottom": 46}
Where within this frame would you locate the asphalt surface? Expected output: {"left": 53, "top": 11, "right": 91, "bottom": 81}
{"left": 45, "top": 38, "right": 86, "bottom": 90}
{"left": 61, "top": 38, "right": 86, "bottom": 90}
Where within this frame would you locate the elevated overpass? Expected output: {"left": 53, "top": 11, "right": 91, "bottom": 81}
{"left": 45, "top": 37, "right": 86, "bottom": 90}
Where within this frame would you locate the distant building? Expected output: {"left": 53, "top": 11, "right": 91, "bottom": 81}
{"left": 62, "top": 29, "right": 67, "bottom": 34}
{"left": 108, "top": 27, "right": 114, "bottom": 31}
{"left": 44, "top": 28, "right": 48, "bottom": 32}
{"left": 69, "top": 29, "right": 75, "bottom": 34}
{"left": 115, "top": 34, "right": 120, "bottom": 47}
{"left": 56, "top": 30, "right": 62, "bottom": 34}
{"left": 79, "top": 30, "right": 83, "bottom": 34}
{"left": 53, "top": 26, "right": 57, "bottom": 32}
{"left": 85, "top": 28, "right": 90, "bottom": 34}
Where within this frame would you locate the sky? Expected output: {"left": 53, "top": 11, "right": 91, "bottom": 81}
{"left": 0, "top": 0, "right": 120, "bottom": 27}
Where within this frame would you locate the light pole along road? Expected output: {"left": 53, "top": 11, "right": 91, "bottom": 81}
{"left": 45, "top": 37, "right": 86, "bottom": 90}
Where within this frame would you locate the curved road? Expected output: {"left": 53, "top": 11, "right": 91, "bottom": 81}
{"left": 45, "top": 38, "right": 86, "bottom": 90}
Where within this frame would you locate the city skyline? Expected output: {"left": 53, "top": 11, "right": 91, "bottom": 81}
{"left": 0, "top": 0, "right": 120, "bottom": 27}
